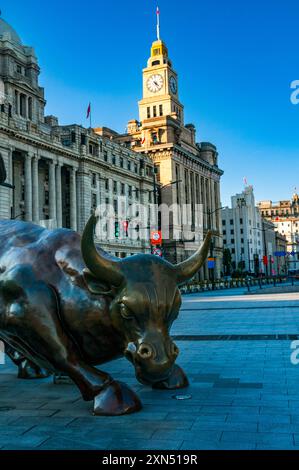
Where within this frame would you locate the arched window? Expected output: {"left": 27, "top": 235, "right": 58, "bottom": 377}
{"left": 20, "top": 94, "right": 26, "bottom": 118}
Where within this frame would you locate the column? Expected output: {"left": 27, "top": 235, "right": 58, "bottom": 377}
{"left": 70, "top": 167, "right": 77, "bottom": 231}
{"left": 32, "top": 154, "right": 39, "bottom": 222}
{"left": 48, "top": 161, "right": 56, "bottom": 223}
{"left": 56, "top": 161, "right": 62, "bottom": 227}
{"left": 24, "top": 153, "right": 33, "bottom": 221}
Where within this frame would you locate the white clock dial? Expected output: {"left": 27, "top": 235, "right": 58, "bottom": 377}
{"left": 169, "top": 76, "right": 177, "bottom": 94}
{"left": 147, "top": 74, "right": 164, "bottom": 93}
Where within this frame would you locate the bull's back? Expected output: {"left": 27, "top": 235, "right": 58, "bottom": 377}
{"left": 0, "top": 220, "right": 83, "bottom": 278}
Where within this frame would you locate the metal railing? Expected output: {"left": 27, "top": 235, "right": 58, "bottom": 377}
{"left": 180, "top": 276, "right": 288, "bottom": 294}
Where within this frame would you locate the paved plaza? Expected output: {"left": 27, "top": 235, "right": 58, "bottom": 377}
{"left": 1, "top": 287, "right": 299, "bottom": 450}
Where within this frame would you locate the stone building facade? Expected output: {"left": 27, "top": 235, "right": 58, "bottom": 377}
{"left": 258, "top": 193, "right": 299, "bottom": 272}
{"left": 99, "top": 37, "right": 224, "bottom": 279}
{"left": 0, "top": 17, "right": 155, "bottom": 256}
{"left": 222, "top": 186, "right": 280, "bottom": 275}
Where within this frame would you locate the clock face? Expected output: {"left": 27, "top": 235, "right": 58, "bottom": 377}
{"left": 169, "top": 76, "right": 177, "bottom": 94}
{"left": 147, "top": 74, "right": 164, "bottom": 93}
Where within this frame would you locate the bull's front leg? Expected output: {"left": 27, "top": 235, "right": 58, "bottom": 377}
{"left": 152, "top": 364, "right": 189, "bottom": 390}
{"left": 58, "top": 358, "right": 142, "bottom": 416}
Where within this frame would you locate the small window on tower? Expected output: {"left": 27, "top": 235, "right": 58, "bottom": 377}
{"left": 153, "top": 48, "right": 160, "bottom": 55}
{"left": 152, "top": 60, "right": 160, "bottom": 66}
{"left": 147, "top": 107, "right": 150, "bottom": 119}
{"left": 159, "top": 104, "right": 163, "bottom": 116}
{"left": 153, "top": 106, "right": 157, "bottom": 117}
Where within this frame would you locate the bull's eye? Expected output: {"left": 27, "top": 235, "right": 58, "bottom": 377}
{"left": 119, "top": 303, "right": 134, "bottom": 320}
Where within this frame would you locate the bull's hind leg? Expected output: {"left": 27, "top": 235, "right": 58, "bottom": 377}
{"left": 4, "top": 342, "right": 51, "bottom": 379}
{"left": 0, "top": 266, "right": 141, "bottom": 416}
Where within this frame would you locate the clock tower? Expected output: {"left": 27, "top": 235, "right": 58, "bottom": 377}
{"left": 139, "top": 39, "right": 184, "bottom": 125}
{"left": 109, "top": 7, "right": 224, "bottom": 279}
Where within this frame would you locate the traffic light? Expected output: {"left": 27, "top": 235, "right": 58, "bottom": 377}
{"left": 122, "top": 220, "right": 129, "bottom": 237}
{"left": 114, "top": 221, "right": 120, "bottom": 238}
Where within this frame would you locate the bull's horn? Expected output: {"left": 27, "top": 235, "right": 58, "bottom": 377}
{"left": 81, "top": 214, "right": 124, "bottom": 286}
{"left": 175, "top": 231, "right": 212, "bottom": 285}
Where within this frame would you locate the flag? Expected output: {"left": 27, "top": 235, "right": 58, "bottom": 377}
{"left": 243, "top": 177, "right": 248, "bottom": 186}
{"left": 86, "top": 103, "right": 91, "bottom": 119}
{"left": 156, "top": 6, "right": 160, "bottom": 15}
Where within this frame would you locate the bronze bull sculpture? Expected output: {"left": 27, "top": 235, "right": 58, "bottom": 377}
{"left": 0, "top": 215, "right": 211, "bottom": 416}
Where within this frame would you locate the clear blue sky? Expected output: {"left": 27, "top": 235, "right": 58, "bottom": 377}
{"left": 3, "top": 0, "right": 299, "bottom": 205}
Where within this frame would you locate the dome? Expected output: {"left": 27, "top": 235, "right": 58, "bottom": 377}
{"left": 0, "top": 18, "right": 22, "bottom": 45}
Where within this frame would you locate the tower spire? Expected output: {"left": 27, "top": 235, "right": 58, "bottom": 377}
{"left": 156, "top": 5, "right": 160, "bottom": 40}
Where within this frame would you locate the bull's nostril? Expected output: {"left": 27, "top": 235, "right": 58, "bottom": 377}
{"left": 138, "top": 343, "right": 153, "bottom": 360}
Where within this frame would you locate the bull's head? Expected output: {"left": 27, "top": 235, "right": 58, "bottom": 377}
{"left": 81, "top": 215, "right": 211, "bottom": 385}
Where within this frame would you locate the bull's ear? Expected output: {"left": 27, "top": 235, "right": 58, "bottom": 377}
{"left": 83, "top": 269, "right": 116, "bottom": 297}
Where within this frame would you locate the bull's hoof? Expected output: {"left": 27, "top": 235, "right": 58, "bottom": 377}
{"left": 152, "top": 364, "right": 189, "bottom": 390}
{"left": 93, "top": 380, "right": 142, "bottom": 416}
{"left": 18, "top": 360, "right": 51, "bottom": 380}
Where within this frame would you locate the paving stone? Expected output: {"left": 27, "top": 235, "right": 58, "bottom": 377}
{"left": 107, "top": 439, "right": 182, "bottom": 450}
{"left": 38, "top": 436, "right": 110, "bottom": 450}
{"left": 221, "top": 431, "right": 294, "bottom": 446}
{"left": 180, "top": 440, "right": 255, "bottom": 450}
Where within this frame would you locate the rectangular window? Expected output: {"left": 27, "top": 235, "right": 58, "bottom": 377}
{"left": 92, "top": 193, "right": 97, "bottom": 209}
{"left": 153, "top": 106, "right": 157, "bottom": 117}
{"left": 120, "top": 157, "right": 124, "bottom": 168}
{"left": 147, "top": 107, "right": 150, "bottom": 119}
{"left": 121, "top": 183, "right": 125, "bottom": 195}
{"left": 113, "top": 181, "right": 117, "bottom": 193}
{"left": 103, "top": 151, "right": 108, "bottom": 162}
{"left": 159, "top": 104, "right": 163, "bottom": 116}
{"left": 185, "top": 170, "right": 189, "bottom": 204}
{"left": 91, "top": 173, "right": 97, "bottom": 187}
{"left": 105, "top": 179, "right": 109, "bottom": 191}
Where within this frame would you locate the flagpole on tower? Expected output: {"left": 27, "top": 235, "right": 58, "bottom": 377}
{"left": 156, "top": 6, "right": 160, "bottom": 40}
